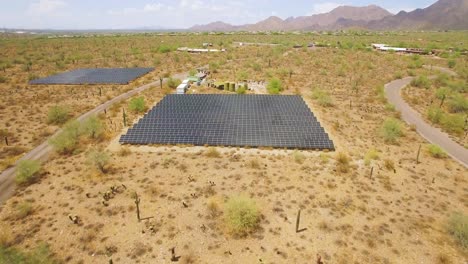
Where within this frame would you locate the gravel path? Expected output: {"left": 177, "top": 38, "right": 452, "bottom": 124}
{"left": 384, "top": 68, "right": 467, "bottom": 168}
{"left": 0, "top": 72, "right": 188, "bottom": 205}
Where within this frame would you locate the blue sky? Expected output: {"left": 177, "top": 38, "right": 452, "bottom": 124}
{"left": 0, "top": 0, "right": 437, "bottom": 29}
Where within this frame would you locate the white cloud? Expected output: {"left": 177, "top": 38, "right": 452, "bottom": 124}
{"left": 28, "top": 0, "right": 66, "bottom": 15}
{"left": 144, "top": 3, "right": 164, "bottom": 12}
{"left": 308, "top": 2, "right": 342, "bottom": 15}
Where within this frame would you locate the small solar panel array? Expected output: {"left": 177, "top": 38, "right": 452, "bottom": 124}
{"left": 120, "top": 94, "right": 334, "bottom": 150}
{"left": 29, "top": 68, "right": 154, "bottom": 85}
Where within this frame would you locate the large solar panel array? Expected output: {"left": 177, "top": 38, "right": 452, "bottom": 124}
{"left": 29, "top": 68, "right": 154, "bottom": 85}
{"left": 120, "top": 94, "right": 334, "bottom": 150}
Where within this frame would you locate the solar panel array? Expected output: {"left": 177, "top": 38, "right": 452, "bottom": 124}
{"left": 29, "top": 68, "right": 154, "bottom": 85}
{"left": 120, "top": 94, "right": 334, "bottom": 150}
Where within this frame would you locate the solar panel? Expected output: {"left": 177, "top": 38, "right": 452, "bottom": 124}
{"left": 120, "top": 94, "right": 335, "bottom": 150}
{"left": 29, "top": 68, "right": 154, "bottom": 85}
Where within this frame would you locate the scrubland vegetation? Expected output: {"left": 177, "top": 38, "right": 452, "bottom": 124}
{"left": 0, "top": 31, "right": 466, "bottom": 263}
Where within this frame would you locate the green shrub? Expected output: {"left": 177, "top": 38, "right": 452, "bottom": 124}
{"left": 0, "top": 243, "right": 56, "bottom": 264}
{"left": 167, "top": 78, "right": 181, "bottom": 89}
{"left": 448, "top": 59, "right": 456, "bottom": 69}
{"left": 447, "top": 212, "right": 468, "bottom": 249}
{"left": 49, "top": 120, "right": 81, "bottom": 154}
{"left": 81, "top": 116, "right": 104, "bottom": 139}
{"left": 379, "top": 118, "right": 403, "bottom": 144}
{"left": 129, "top": 97, "right": 147, "bottom": 113}
{"left": 15, "top": 202, "right": 33, "bottom": 219}
{"left": 0, "top": 76, "right": 7, "bottom": 83}
{"left": 441, "top": 114, "right": 465, "bottom": 135}
{"left": 364, "top": 148, "right": 380, "bottom": 166}
{"left": 292, "top": 151, "right": 305, "bottom": 164}
{"left": 47, "top": 105, "right": 70, "bottom": 125}
{"left": 427, "top": 144, "right": 447, "bottom": 159}
{"left": 236, "top": 86, "right": 246, "bottom": 94}
{"left": 158, "top": 45, "right": 172, "bottom": 53}
{"left": 411, "top": 75, "right": 431, "bottom": 89}
{"left": 447, "top": 93, "right": 468, "bottom": 113}
{"left": 311, "top": 88, "right": 333, "bottom": 107}
{"left": 86, "top": 149, "right": 110, "bottom": 173}
{"left": 15, "top": 160, "right": 41, "bottom": 185}
{"left": 427, "top": 106, "right": 444, "bottom": 124}
{"left": 267, "top": 78, "right": 282, "bottom": 94}
{"left": 225, "top": 196, "right": 260, "bottom": 236}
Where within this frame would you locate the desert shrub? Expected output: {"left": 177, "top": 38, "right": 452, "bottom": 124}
{"left": 435, "top": 73, "right": 450, "bottom": 86}
{"left": 0, "top": 76, "right": 7, "bottom": 83}
{"left": 364, "top": 148, "right": 380, "bottom": 166}
{"left": 158, "top": 45, "right": 172, "bottom": 53}
{"left": 411, "top": 75, "right": 431, "bottom": 89}
{"left": 118, "top": 147, "right": 131, "bottom": 157}
{"left": 207, "top": 198, "right": 221, "bottom": 218}
{"left": 236, "top": 86, "right": 246, "bottom": 94}
{"left": 379, "top": 118, "right": 403, "bottom": 144}
{"left": 167, "top": 78, "right": 181, "bottom": 89}
{"left": 441, "top": 114, "right": 465, "bottom": 135}
{"left": 427, "top": 106, "right": 444, "bottom": 124}
{"left": 129, "top": 97, "right": 146, "bottom": 113}
{"left": 292, "top": 151, "right": 305, "bottom": 164}
{"left": 427, "top": 144, "right": 447, "bottom": 159}
{"left": 225, "top": 196, "right": 260, "bottom": 236}
{"left": 311, "top": 88, "right": 333, "bottom": 107}
{"left": 246, "top": 159, "right": 261, "bottom": 169}
{"left": 49, "top": 120, "right": 81, "bottom": 154}
{"left": 47, "top": 105, "right": 70, "bottom": 125}
{"left": 384, "top": 159, "right": 395, "bottom": 171}
{"left": 15, "top": 202, "right": 33, "bottom": 219}
{"left": 375, "top": 85, "right": 386, "bottom": 103}
{"left": 384, "top": 103, "right": 396, "bottom": 112}
{"left": 0, "top": 243, "right": 56, "bottom": 264}
{"left": 335, "top": 152, "right": 350, "bottom": 173}
{"left": 447, "top": 212, "right": 468, "bottom": 249}
{"left": 0, "top": 228, "right": 13, "bottom": 248}
{"left": 81, "top": 116, "right": 104, "bottom": 139}
{"left": 448, "top": 59, "right": 456, "bottom": 69}
{"left": 447, "top": 93, "right": 468, "bottom": 113}
{"left": 86, "top": 149, "right": 110, "bottom": 173}
{"left": 205, "top": 147, "right": 221, "bottom": 158}
{"left": 15, "top": 160, "right": 41, "bottom": 185}
{"left": 267, "top": 78, "right": 282, "bottom": 94}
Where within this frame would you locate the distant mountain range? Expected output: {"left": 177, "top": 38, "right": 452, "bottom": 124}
{"left": 189, "top": 0, "right": 468, "bottom": 31}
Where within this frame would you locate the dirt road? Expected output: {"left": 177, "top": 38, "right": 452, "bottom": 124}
{"left": 0, "top": 72, "right": 188, "bottom": 205}
{"left": 384, "top": 69, "right": 468, "bottom": 168}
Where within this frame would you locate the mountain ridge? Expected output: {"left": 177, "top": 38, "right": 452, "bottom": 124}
{"left": 188, "top": 0, "right": 468, "bottom": 31}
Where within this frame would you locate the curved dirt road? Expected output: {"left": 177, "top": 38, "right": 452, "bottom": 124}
{"left": 0, "top": 72, "right": 188, "bottom": 205}
{"left": 385, "top": 70, "right": 468, "bottom": 168}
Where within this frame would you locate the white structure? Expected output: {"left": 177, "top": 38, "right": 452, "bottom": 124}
{"left": 177, "top": 47, "right": 226, "bottom": 53}
{"left": 176, "top": 82, "right": 189, "bottom": 94}
{"left": 372, "top": 43, "right": 407, "bottom": 52}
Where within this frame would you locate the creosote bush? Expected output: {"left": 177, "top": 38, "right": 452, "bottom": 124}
{"left": 50, "top": 117, "right": 105, "bottom": 154}
{"left": 428, "top": 144, "right": 447, "bottom": 159}
{"left": 129, "top": 97, "right": 147, "bottom": 113}
{"left": 86, "top": 149, "right": 110, "bottom": 173}
{"left": 379, "top": 118, "right": 403, "bottom": 144}
{"left": 205, "top": 147, "right": 221, "bottom": 158}
{"left": 47, "top": 105, "right": 70, "bottom": 125}
{"left": 335, "top": 152, "right": 350, "bottom": 173}
{"left": 267, "top": 78, "right": 282, "bottom": 94}
{"left": 225, "top": 196, "right": 260, "bottom": 236}
{"left": 167, "top": 78, "right": 181, "bottom": 89}
{"left": 15, "top": 160, "right": 41, "bottom": 185}
{"left": 0, "top": 243, "right": 56, "bottom": 264}
{"left": 447, "top": 212, "right": 468, "bottom": 250}
{"left": 311, "top": 88, "right": 333, "bottom": 107}
{"left": 411, "top": 75, "right": 431, "bottom": 89}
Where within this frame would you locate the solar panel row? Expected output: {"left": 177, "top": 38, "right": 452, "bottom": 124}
{"left": 120, "top": 94, "right": 335, "bottom": 150}
{"left": 29, "top": 68, "right": 154, "bottom": 85}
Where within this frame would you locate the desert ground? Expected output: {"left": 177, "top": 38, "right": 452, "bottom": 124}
{"left": 0, "top": 31, "right": 467, "bottom": 263}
